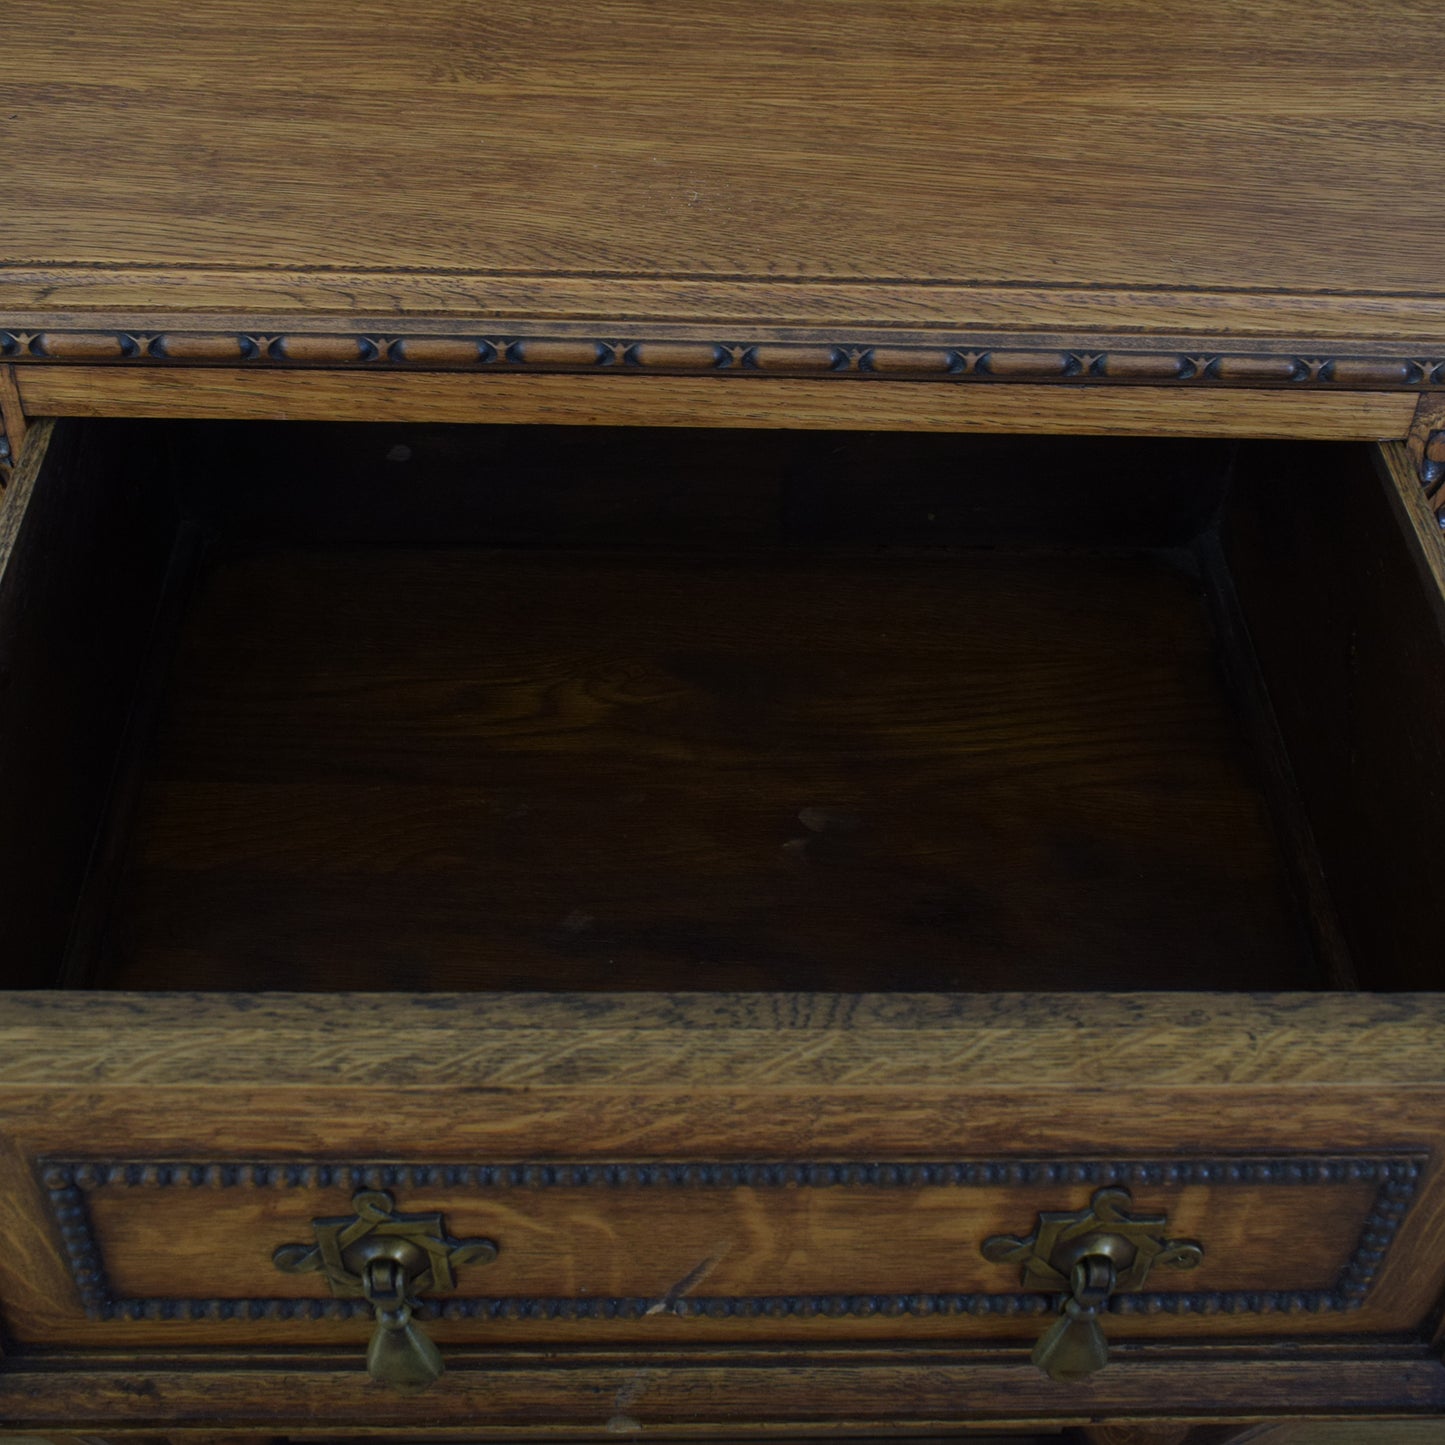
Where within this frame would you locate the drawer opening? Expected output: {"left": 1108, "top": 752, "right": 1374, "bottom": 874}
{"left": 2, "top": 420, "right": 1440, "bottom": 994}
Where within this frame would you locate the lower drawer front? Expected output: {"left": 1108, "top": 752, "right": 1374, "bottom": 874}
{"left": 43, "top": 1152, "right": 1417, "bottom": 1346}
{"left": 3, "top": 991, "right": 1445, "bottom": 1429}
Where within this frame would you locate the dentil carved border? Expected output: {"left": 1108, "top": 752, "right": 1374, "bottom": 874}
{"left": 2, "top": 328, "right": 1444, "bottom": 388}
{"left": 41, "top": 1154, "right": 1422, "bottom": 1325}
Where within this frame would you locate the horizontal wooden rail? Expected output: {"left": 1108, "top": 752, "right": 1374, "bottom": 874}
{"left": 15, "top": 368, "right": 1420, "bottom": 438}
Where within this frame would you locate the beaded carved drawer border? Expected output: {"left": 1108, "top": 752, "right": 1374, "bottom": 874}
{"left": 41, "top": 1154, "right": 1422, "bottom": 1325}
{"left": 3, "top": 328, "right": 1445, "bottom": 389}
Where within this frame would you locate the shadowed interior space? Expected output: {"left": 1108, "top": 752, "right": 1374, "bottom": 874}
{"left": 4, "top": 422, "right": 1439, "bottom": 992}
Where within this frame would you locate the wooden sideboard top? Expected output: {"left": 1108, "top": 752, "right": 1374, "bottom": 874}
{"left": 4, "top": 0, "right": 1445, "bottom": 367}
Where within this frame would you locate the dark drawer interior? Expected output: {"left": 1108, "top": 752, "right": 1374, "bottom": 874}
{"left": 2, "top": 421, "right": 1441, "bottom": 993}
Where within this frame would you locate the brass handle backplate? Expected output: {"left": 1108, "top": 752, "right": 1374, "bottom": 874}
{"left": 274, "top": 1188, "right": 498, "bottom": 1391}
{"left": 982, "top": 1186, "right": 1203, "bottom": 1382}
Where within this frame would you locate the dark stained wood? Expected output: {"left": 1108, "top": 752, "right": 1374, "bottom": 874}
{"left": 159, "top": 423, "right": 1234, "bottom": 553}
{"left": 1192, "top": 535, "right": 1354, "bottom": 988}
{"left": 1, "top": 1349, "right": 1443, "bottom": 1433}
{"left": 1082, "top": 1429, "right": 1301, "bottom": 1445}
{"left": 1224, "top": 442, "right": 1445, "bottom": 990}
{"left": 238, "top": 1433, "right": 1171, "bottom": 1443}
{"left": 1075, "top": 1427, "right": 1192, "bottom": 1445}
{"left": 55, "top": 520, "right": 212, "bottom": 989}
{"left": 1211, "top": 1426, "right": 1445, "bottom": 1444}
{"left": 90, "top": 543, "right": 1317, "bottom": 993}
{"left": 169, "top": 422, "right": 808, "bottom": 551}
{"left": 286, "top": 1436, "right": 1076, "bottom": 1444}
{"left": 0, "top": 420, "right": 180, "bottom": 989}
{"left": 0, "top": 1427, "right": 1362, "bottom": 1443}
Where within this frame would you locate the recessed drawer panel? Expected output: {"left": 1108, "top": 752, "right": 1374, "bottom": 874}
{"left": 41, "top": 1153, "right": 1419, "bottom": 1344}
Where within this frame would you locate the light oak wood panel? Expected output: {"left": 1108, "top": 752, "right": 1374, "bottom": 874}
{"left": 4, "top": 992, "right": 1445, "bottom": 1091}
{"left": 12, "top": 370, "right": 1420, "bottom": 437}
{"left": 5, "top": 1102, "right": 1445, "bottom": 1350}
{"left": 83, "top": 1178, "right": 1372, "bottom": 1302}
{"left": 5, "top": 1, "right": 1445, "bottom": 346}
{"left": 9, "top": 275, "right": 1445, "bottom": 344}
{"left": 4, "top": 996, "right": 1445, "bottom": 1353}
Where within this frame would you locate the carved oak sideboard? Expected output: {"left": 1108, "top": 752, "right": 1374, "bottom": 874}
{"left": 2, "top": 4, "right": 1445, "bottom": 1443}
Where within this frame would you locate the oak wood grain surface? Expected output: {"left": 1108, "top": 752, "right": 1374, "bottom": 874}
{"left": 3, "top": 992, "right": 1445, "bottom": 1355}
{"left": 3, "top": 1351, "right": 1445, "bottom": 1432}
{"left": 10, "top": 272, "right": 1445, "bottom": 340}
{"left": 11, "top": 370, "right": 1424, "bottom": 438}
{"left": 83, "top": 1177, "right": 1372, "bottom": 1303}
{"left": 3, "top": 4, "right": 1445, "bottom": 1420}
{"left": 4, "top": 991, "right": 1444, "bottom": 1090}
{"left": 3, "top": 1, "right": 1444, "bottom": 360}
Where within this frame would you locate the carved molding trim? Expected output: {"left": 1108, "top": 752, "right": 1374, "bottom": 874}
{"left": 2, "top": 328, "right": 1444, "bottom": 389}
{"left": 41, "top": 1154, "right": 1422, "bottom": 1326}
{"left": 0, "top": 363, "right": 26, "bottom": 490}
{"left": 1407, "top": 395, "right": 1445, "bottom": 527}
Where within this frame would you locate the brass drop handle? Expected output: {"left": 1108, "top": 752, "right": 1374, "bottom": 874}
{"left": 273, "top": 1188, "right": 498, "bottom": 1392}
{"left": 982, "top": 1186, "right": 1204, "bottom": 1383}
{"left": 358, "top": 1244, "right": 446, "bottom": 1391}
{"left": 1030, "top": 1253, "right": 1116, "bottom": 1381}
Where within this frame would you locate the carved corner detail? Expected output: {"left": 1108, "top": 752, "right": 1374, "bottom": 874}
{"left": 0, "top": 362, "right": 26, "bottom": 491}
{"left": 1407, "top": 395, "right": 1445, "bottom": 529}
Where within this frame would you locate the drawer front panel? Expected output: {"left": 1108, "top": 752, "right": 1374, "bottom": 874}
{"left": 38, "top": 1153, "right": 1419, "bottom": 1345}
{"left": 6, "top": 991, "right": 1445, "bottom": 1429}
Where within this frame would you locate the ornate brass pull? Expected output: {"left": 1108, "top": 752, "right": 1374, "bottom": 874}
{"left": 1029, "top": 1253, "right": 1116, "bottom": 1381}
{"left": 982, "top": 1186, "right": 1203, "bottom": 1382}
{"left": 273, "top": 1188, "right": 498, "bottom": 1392}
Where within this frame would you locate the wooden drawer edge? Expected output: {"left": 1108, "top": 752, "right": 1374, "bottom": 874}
{"left": 3, "top": 992, "right": 1445, "bottom": 1091}
{"left": 2, "top": 1347, "right": 1444, "bottom": 1431}
{"left": 13, "top": 369, "right": 1420, "bottom": 438}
